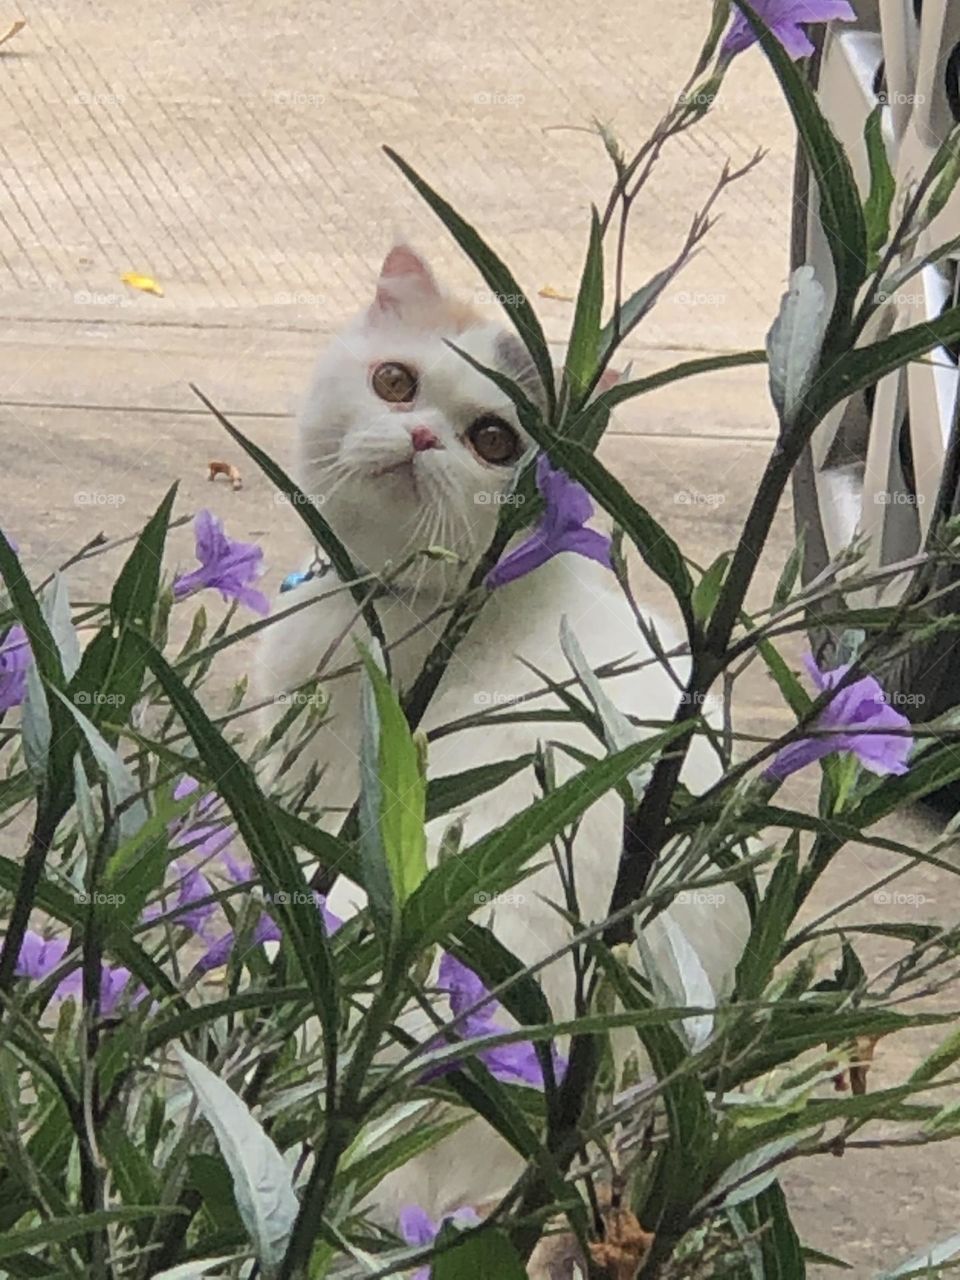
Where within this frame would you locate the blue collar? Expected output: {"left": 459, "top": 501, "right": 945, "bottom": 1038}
{"left": 280, "top": 550, "right": 330, "bottom": 593}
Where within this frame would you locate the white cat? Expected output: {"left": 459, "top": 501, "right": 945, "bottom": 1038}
{"left": 256, "top": 245, "right": 748, "bottom": 1248}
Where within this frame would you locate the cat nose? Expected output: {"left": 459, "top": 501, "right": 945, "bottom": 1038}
{"left": 410, "top": 425, "right": 442, "bottom": 452}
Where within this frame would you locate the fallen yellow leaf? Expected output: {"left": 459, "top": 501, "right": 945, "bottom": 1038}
{"left": 0, "top": 19, "right": 26, "bottom": 49}
{"left": 538, "top": 284, "right": 574, "bottom": 302}
{"left": 121, "top": 272, "right": 164, "bottom": 297}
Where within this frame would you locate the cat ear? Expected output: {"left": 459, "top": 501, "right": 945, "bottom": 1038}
{"left": 372, "top": 244, "right": 441, "bottom": 317}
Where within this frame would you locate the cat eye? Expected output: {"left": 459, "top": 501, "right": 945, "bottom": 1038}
{"left": 371, "top": 361, "right": 419, "bottom": 404}
{"left": 467, "top": 415, "right": 521, "bottom": 465}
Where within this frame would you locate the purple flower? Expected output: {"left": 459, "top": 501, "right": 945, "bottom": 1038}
{"left": 764, "top": 654, "right": 913, "bottom": 782}
{"left": 169, "top": 775, "right": 235, "bottom": 860}
{"left": 100, "top": 965, "right": 134, "bottom": 1014}
{"left": 143, "top": 861, "right": 218, "bottom": 934}
{"left": 399, "top": 1204, "right": 480, "bottom": 1280}
{"left": 15, "top": 931, "right": 80, "bottom": 999}
{"left": 485, "top": 455, "right": 611, "bottom": 589}
{"left": 173, "top": 509, "right": 269, "bottom": 616}
{"left": 423, "top": 953, "right": 565, "bottom": 1088}
{"left": 195, "top": 893, "right": 342, "bottom": 974}
{"left": 15, "top": 929, "right": 132, "bottom": 1010}
{"left": 722, "top": 0, "right": 855, "bottom": 61}
{"left": 0, "top": 625, "right": 31, "bottom": 713}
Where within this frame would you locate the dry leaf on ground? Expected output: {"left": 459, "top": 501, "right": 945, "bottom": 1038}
{"left": 121, "top": 271, "right": 164, "bottom": 297}
{"left": 0, "top": 19, "right": 26, "bottom": 48}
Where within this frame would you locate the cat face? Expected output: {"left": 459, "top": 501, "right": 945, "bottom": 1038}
{"left": 297, "top": 245, "right": 540, "bottom": 581}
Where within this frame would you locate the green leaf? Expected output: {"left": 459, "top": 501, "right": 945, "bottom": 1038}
{"left": 738, "top": 1182, "right": 806, "bottom": 1279}
{"left": 50, "top": 687, "right": 147, "bottom": 841}
{"left": 150, "top": 1259, "right": 239, "bottom": 1280}
{"left": 816, "top": 306, "right": 960, "bottom": 417}
{"left": 878, "top": 1232, "right": 960, "bottom": 1278}
{"left": 560, "top": 615, "right": 649, "bottom": 802}
{"left": 599, "top": 262, "right": 677, "bottom": 358}
{"left": 190, "top": 386, "right": 387, "bottom": 654}
{"left": 42, "top": 574, "right": 81, "bottom": 680}
{"left": 756, "top": 638, "right": 812, "bottom": 719}
{"left": 21, "top": 660, "right": 51, "bottom": 784}
{"left": 766, "top": 266, "right": 828, "bottom": 427}
{"left": 848, "top": 739, "right": 960, "bottom": 828}
{"left": 596, "top": 349, "right": 766, "bottom": 410}
{"left": 525, "top": 433, "right": 694, "bottom": 617}
{"left": 137, "top": 637, "right": 339, "bottom": 1057}
{"left": 432, "top": 1227, "right": 527, "bottom": 1278}
{"left": 564, "top": 208, "right": 604, "bottom": 406}
{"left": 0, "top": 853, "right": 184, "bottom": 1004}
{"left": 174, "top": 1045, "right": 299, "bottom": 1277}
{"left": 735, "top": 839, "right": 799, "bottom": 1000}
{"left": 736, "top": 1, "right": 867, "bottom": 325}
{"left": 773, "top": 532, "right": 805, "bottom": 606}
{"left": 0, "top": 531, "right": 75, "bottom": 795}
{"left": 0, "top": 1209, "right": 187, "bottom": 1260}
{"left": 358, "top": 644, "right": 427, "bottom": 909}
{"left": 382, "top": 148, "right": 556, "bottom": 418}
{"left": 0, "top": 533, "right": 65, "bottom": 692}
{"left": 803, "top": 1246, "right": 852, "bottom": 1270}
{"left": 401, "top": 724, "right": 693, "bottom": 950}
{"left": 862, "top": 105, "right": 895, "bottom": 263}
{"left": 692, "top": 552, "right": 731, "bottom": 628}
{"left": 909, "top": 1025, "right": 960, "bottom": 1087}
{"left": 425, "top": 755, "right": 534, "bottom": 822}
{"left": 340, "top": 1113, "right": 468, "bottom": 1203}
{"left": 714, "top": 1136, "right": 803, "bottom": 1209}
{"left": 84, "top": 482, "right": 178, "bottom": 741}
{"left": 102, "top": 1116, "right": 160, "bottom": 1244}
{"left": 597, "top": 948, "right": 714, "bottom": 1243}
{"left": 111, "top": 482, "right": 177, "bottom": 628}
{"left": 926, "top": 132, "right": 960, "bottom": 224}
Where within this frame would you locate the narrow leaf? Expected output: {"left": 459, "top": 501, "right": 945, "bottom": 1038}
{"left": 564, "top": 208, "right": 604, "bottom": 405}
{"left": 383, "top": 148, "right": 556, "bottom": 417}
{"left": 174, "top": 1045, "right": 298, "bottom": 1276}
{"left": 862, "top": 105, "right": 895, "bottom": 262}
{"left": 766, "top": 265, "right": 828, "bottom": 427}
